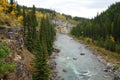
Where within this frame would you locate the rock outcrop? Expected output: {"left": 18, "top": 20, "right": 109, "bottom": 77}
{"left": 0, "top": 27, "right": 34, "bottom": 80}
{"left": 52, "top": 18, "right": 75, "bottom": 34}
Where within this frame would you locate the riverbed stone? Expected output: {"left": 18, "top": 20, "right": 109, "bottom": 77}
{"left": 73, "top": 57, "right": 77, "bottom": 60}
{"left": 53, "top": 48, "right": 60, "bottom": 53}
{"left": 63, "top": 69, "right": 67, "bottom": 72}
{"left": 80, "top": 53, "right": 85, "bottom": 55}
{"left": 113, "top": 68, "right": 120, "bottom": 80}
{"left": 104, "top": 69, "right": 109, "bottom": 72}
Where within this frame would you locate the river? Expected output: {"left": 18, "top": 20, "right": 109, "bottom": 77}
{"left": 54, "top": 33, "right": 113, "bottom": 80}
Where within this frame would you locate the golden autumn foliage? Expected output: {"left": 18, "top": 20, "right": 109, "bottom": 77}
{"left": 10, "top": 11, "right": 15, "bottom": 15}
{"left": 12, "top": 4, "right": 16, "bottom": 8}
{"left": 0, "top": 13, "right": 12, "bottom": 26}
{"left": 0, "top": 0, "right": 10, "bottom": 11}
{"left": 36, "top": 11, "right": 43, "bottom": 19}
{"left": 17, "top": 16, "right": 23, "bottom": 22}
{"left": 0, "top": 0, "right": 45, "bottom": 27}
{"left": 56, "top": 13, "right": 66, "bottom": 20}
{"left": 0, "top": 0, "right": 20, "bottom": 27}
{"left": 0, "top": 6, "right": 4, "bottom": 12}
{"left": 110, "top": 35, "right": 115, "bottom": 42}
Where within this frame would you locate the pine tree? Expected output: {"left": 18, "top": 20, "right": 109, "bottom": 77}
{"left": 8, "top": 0, "right": 14, "bottom": 13}
{"left": 23, "top": 6, "right": 26, "bottom": 36}
{"left": 16, "top": 4, "right": 22, "bottom": 16}
{"left": 33, "top": 40, "right": 50, "bottom": 80}
{"left": 22, "top": 5, "right": 56, "bottom": 80}
{"left": 71, "top": 2, "right": 120, "bottom": 53}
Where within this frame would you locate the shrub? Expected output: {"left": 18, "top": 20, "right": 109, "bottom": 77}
{"left": 0, "top": 42, "right": 10, "bottom": 58}
{"left": 104, "top": 37, "right": 116, "bottom": 51}
{"left": 0, "top": 61, "right": 16, "bottom": 77}
{"left": 115, "top": 45, "right": 120, "bottom": 53}
{"left": 0, "top": 42, "right": 16, "bottom": 78}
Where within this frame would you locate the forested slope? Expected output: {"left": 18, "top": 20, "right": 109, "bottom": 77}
{"left": 0, "top": 0, "right": 56, "bottom": 80}
{"left": 71, "top": 2, "right": 120, "bottom": 53}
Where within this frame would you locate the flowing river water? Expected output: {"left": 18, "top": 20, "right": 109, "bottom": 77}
{"left": 54, "top": 33, "right": 113, "bottom": 80}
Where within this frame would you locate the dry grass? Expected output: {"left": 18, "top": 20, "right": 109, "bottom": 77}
{"left": 21, "top": 48, "right": 34, "bottom": 72}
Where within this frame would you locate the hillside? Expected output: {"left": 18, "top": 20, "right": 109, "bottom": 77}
{"left": 0, "top": 0, "right": 36, "bottom": 79}
{"left": 0, "top": 0, "right": 23, "bottom": 28}
{"left": 1, "top": 0, "right": 120, "bottom": 80}
{"left": 70, "top": 2, "right": 120, "bottom": 79}
{"left": 0, "top": 0, "right": 79, "bottom": 80}
{"left": 71, "top": 1, "right": 120, "bottom": 68}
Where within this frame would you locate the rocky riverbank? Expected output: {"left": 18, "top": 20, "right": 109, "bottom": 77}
{"left": 71, "top": 35, "right": 120, "bottom": 80}
{"left": 84, "top": 45, "right": 120, "bottom": 80}
{"left": 49, "top": 47, "right": 64, "bottom": 80}
{"left": 49, "top": 34, "right": 120, "bottom": 80}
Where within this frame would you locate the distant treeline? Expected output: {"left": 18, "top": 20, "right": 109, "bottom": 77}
{"left": 71, "top": 2, "right": 120, "bottom": 53}
{"left": 28, "top": 7, "right": 88, "bottom": 21}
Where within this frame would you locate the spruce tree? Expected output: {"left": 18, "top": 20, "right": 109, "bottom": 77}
{"left": 8, "top": 0, "right": 14, "bottom": 13}
{"left": 33, "top": 38, "right": 50, "bottom": 80}
{"left": 16, "top": 4, "right": 22, "bottom": 16}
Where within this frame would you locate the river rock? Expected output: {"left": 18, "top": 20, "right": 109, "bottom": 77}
{"left": 80, "top": 71, "right": 88, "bottom": 74}
{"left": 51, "top": 55, "right": 56, "bottom": 59}
{"left": 104, "top": 69, "right": 109, "bottom": 72}
{"left": 114, "top": 76, "right": 120, "bottom": 80}
{"left": 80, "top": 53, "right": 85, "bottom": 55}
{"left": 113, "top": 68, "right": 120, "bottom": 80}
{"left": 49, "top": 60, "right": 57, "bottom": 69}
{"left": 104, "top": 66, "right": 112, "bottom": 72}
{"left": 63, "top": 69, "right": 67, "bottom": 72}
{"left": 53, "top": 48, "right": 60, "bottom": 53}
{"left": 73, "top": 57, "right": 77, "bottom": 60}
